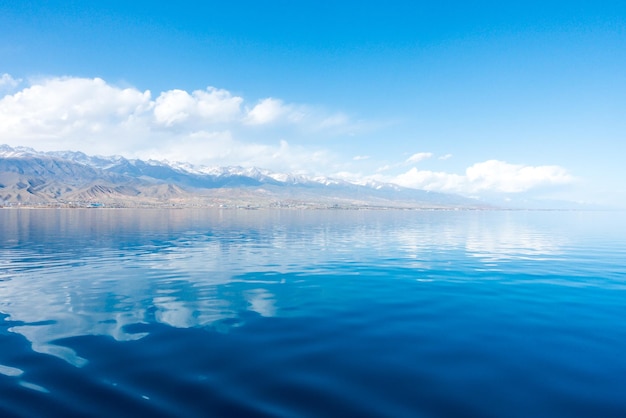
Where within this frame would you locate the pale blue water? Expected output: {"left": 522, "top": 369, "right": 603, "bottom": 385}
{"left": 1, "top": 209, "right": 625, "bottom": 417}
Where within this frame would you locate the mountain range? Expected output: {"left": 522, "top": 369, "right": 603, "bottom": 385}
{"left": 0, "top": 144, "right": 487, "bottom": 209}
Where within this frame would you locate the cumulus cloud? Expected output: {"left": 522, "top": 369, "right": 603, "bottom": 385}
{"left": 465, "top": 160, "right": 573, "bottom": 193}
{"left": 0, "top": 77, "right": 151, "bottom": 152}
{"left": 153, "top": 87, "right": 242, "bottom": 127}
{"left": 391, "top": 160, "right": 574, "bottom": 194}
{"left": 0, "top": 74, "right": 350, "bottom": 170}
{"left": 439, "top": 153, "right": 452, "bottom": 160}
{"left": 406, "top": 152, "right": 433, "bottom": 164}
{"left": 245, "top": 98, "right": 304, "bottom": 125}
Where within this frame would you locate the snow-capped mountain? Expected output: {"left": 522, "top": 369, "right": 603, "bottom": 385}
{"left": 0, "top": 144, "right": 486, "bottom": 208}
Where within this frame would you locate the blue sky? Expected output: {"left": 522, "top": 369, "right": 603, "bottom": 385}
{"left": 1, "top": 1, "right": 625, "bottom": 206}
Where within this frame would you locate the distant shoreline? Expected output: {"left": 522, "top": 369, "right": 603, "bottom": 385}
{"left": 0, "top": 204, "right": 597, "bottom": 212}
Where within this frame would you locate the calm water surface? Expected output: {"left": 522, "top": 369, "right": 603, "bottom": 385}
{"left": 1, "top": 209, "right": 625, "bottom": 417}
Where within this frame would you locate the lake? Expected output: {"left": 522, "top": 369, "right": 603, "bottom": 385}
{"left": 1, "top": 208, "right": 625, "bottom": 417}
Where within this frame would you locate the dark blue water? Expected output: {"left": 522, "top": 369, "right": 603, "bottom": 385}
{"left": 1, "top": 209, "right": 625, "bottom": 417}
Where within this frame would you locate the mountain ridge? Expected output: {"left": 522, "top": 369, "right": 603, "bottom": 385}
{"left": 0, "top": 144, "right": 488, "bottom": 209}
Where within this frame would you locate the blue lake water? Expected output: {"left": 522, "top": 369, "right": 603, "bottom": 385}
{"left": 1, "top": 208, "right": 625, "bottom": 417}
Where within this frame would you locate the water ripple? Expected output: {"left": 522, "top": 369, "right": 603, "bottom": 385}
{"left": 1, "top": 209, "right": 626, "bottom": 416}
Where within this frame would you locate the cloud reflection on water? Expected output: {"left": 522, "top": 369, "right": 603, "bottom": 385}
{"left": 0, "top": 209, "right": 580, "bottom": 366}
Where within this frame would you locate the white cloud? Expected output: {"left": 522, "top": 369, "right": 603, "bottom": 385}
{"left": 439, "top": 153, "right": 452, "bottom": 160}
{"left": 161, "top": 136, "right": 334, "bottom": 173}
{"left": 353, "top": 155, "right": 370, "bottom": 161}
{"left": 319, "top": 113, "right": 349, "bottom": 128}
{"left": 0, "top": 74, "right": 576, "bottom": 198}
{"left": 465, "top": 160, "right": 573, "bottom": 193}
{"left": 406, "top": 152, "right": 433, "bottom": 164}
{"left": 245, "top": 100, "right": 356, "bottom": 136}
{"left": 245, "top": 98, "right": 304, "bottom": 125}
{"left": 245, "top": 98, "right": 285, "bottom": 124}
{"left": 0, "top": 75, "right": 349, "bottom": 170}
{"left": 394, "top": 168, "right": 465, "bottom": 191}
{"left": 0, "top": 77, "right": 151, "bottom": 152}
{"left": 391, "top": 160, "right": 574, "bottom": 194}
{"left": 153, "top": 87, "right": 243, "bottom": 127}
{"left": 0, "top": 73, "right": 20, "bottom": 91}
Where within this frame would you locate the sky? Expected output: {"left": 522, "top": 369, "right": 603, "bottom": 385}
{"left": 1, "top": 0, "right": 625, "bottom": 207}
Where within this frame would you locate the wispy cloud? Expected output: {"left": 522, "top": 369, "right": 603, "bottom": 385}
{"left": 369, "top": 151, "right": 435, "bottom": 175}
{"left": 406, "top": 152, "right": 433, "bottom": 164}
{"left": 0, "top": 73, "right": 21, "bottom": 92}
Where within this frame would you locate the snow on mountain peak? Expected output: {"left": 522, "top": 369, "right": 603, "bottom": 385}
{"left": 0, "top": 143, "right": 412, "bottom": 192}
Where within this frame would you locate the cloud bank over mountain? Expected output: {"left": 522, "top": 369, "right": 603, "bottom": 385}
{"left": 0, "top": 74, "right": 575, "bottom": 201}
